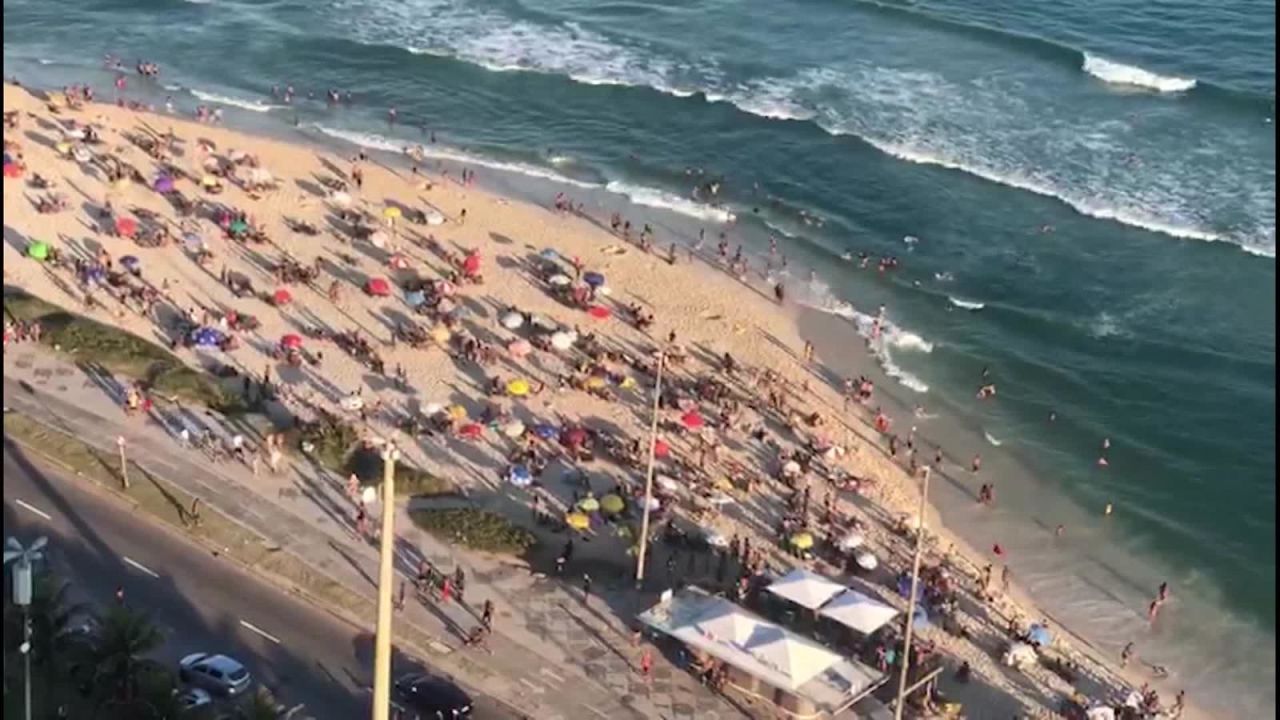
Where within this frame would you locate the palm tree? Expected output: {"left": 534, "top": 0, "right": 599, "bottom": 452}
{"left": 237, "top": 686, "right": 287, "bottom": 720}
{"left": 90, "top": 604, "right": 165, "bottom": 706}
{"left": 3, "top": 572, "right": 87, "bottom": 712}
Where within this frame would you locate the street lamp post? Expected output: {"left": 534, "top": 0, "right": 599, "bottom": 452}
{"left": 371, "top": 443, "right": 400, "bottom": 720}
{"left": 893, "top": 467, "right": 930, "bottom": 720}
{"left": 5, "top": 535, "right": 48, "bottom": 720}
{"left": 633, "top": 349, "right": 667, "bottom": 588}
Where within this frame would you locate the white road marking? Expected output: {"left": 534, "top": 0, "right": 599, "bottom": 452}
{"left": 582, "top": 703, "right": 610, "bottom": 718}
{"left": 538, "top": 667, "right": 565, "bottom": 683}
{"left": 518, "top": 678, "right": 544, "bottom": 694}
{"left": 239, "top": 619, "right": 282, "bottom": 644}
{"left": 122, "top": 556, "right": 160, "bottom": 578}
{"left": 14, "top": 499, "right": 52, "bottom": 520}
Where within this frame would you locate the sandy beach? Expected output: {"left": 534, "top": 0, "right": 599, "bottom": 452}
{"left": 2, "top": 82, "right": 1204, "bottom": 719}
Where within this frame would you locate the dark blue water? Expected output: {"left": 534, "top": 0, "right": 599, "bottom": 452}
{"left": 5, "top": 0, "right": 1274, "bottom": 714}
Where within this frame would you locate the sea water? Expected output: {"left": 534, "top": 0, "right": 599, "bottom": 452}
{"left": 4, "top": 0, "right": 1274, "bottom": 714}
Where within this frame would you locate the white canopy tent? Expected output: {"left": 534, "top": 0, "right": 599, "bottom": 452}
{"left": 818, "top": 590, "right": 899, "bottom": 635}
{"left": 766, "top": 568, "right": 846, "bottom": 610}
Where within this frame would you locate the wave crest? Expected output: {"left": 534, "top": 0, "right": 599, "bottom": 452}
{"left": 190, "top": 89, "right": 281, "bottom": 112}
{"left": 1082, "top": 54, "right": 1197, "bottom": 93}
{"left": 948, "top": 296, "right": 985, "bottom": 310}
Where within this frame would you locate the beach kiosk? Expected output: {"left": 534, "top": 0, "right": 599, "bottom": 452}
{"left": 638, "top": 587, "right": 887, "bottom": 719}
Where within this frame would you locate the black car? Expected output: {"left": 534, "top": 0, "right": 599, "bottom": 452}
{"left": 393, "top": 673, "right": 473, "bottom": 719}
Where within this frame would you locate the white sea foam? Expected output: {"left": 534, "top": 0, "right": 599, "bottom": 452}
{"left": 604, "top": 181, "right": 736, "bottom": 223}
{"left": 948, "top": 296, "right": 985, "bottom": 310}
{"left": 983, "top": 430, "right": 1003, "bottom": 446}
{"left": 190, "top": 89, "right": 280, "bottom": 113}
{"left": 1082, "top": 54, "right": 1197, "bottom": 93}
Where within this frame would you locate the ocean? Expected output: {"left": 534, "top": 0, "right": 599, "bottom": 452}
{"left": 3, "top": 0, "right": 1275, "bottom": 715}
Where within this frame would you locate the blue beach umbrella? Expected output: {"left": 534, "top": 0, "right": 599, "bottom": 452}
{"left": 120, "top": 255, "right": 141, "bottom": 273}
{"left": 539, "top": 248, "right": 559, "bottom": 261}
{"left": 509, "top": 465, "right": 533, "bottom": 488}
{"left": 153, "top": 175, "right": 175, "bottom": 193}
{"left": 85, "top": 267, "right": 107, "bottom": 284}
{"left": 532, "top": 423, "right": 557, "bottom": 440}
{"left": 1028, "top": 624, "right": 1052, "bottom": 647}
{"left": 582, "top": 271, "right": 605, "bottom": 288}
{"left": 192, "top": 327, "right": 223, "bottom": 347}
{"left": 405, "top": 289, "right": 427, "bottom": 308}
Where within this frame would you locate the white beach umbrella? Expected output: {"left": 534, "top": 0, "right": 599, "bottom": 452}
{"left": 547, "top": 274, "right": 572, "bottom": 287}
{"left": 500, "top": 311, "right": 525, "bottom": 330}
{"left": 550, "top": 331, "right": 574, "bottom": 350}
{"left": 425, "top": 211, "right": 445, "bottom": 226}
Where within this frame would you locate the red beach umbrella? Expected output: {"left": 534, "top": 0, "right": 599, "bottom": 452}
{"left": 280, "top": 334, "right": 303, "bottom": 350}
{"left": 3, "top": 163, "right": 23, "bottom": 179}
{"left": 459, "top": 423, "right": 484, "bottom": 440}
{"left": 587, "top": 305, "right": 611, "bottom": 320}
{"left": 273, "top": 288, "right": 293, "bottom": 305}
{"left": 680, "top": 411, "right": 704, "bottom": 430}
{"left": 653, "top": 438, "right": 670, "bottom": 458}
{"left": 365, "top": 277, "right": 391, "bottom": 297}
{"left": 560, "top": 427, "right": 588, "bottom": 448}
{"left": 115, "top": 216, "right": 138, "bottom": 237}
{"left": 462, "top": 251, "right": 481, "bottom": 277}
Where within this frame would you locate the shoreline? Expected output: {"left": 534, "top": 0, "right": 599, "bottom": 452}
{"left": 2, "top": 80, "right": 1229, "bottom": 718}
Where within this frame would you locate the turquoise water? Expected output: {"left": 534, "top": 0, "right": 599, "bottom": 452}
{"left": 4, "top": 0, "right": 1274, "bottom": 714}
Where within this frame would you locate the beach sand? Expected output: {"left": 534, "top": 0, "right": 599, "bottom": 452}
{"left": 2, "top": 83, "right": 1201, "bottom": 719}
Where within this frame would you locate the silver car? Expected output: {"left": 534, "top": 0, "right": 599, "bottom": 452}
{"left": 178, "top": 653, "right": 253, "bottom": 697}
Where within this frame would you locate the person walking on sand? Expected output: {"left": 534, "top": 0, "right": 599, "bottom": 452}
{"left": 582, "top": 573, "right": 593, "bottom": 605}
{"left": 803, "top": 340, "right": 814, "bottom": 363}
{"left": 395, "top": 581, "right": 406, "bottom": 612}
{"left": 482, "top": 599, "right": 495, "bottom": 632}
{"left": 639, "top": 647, "right": 653, "bottom": 682}
{"left": 1147, "top": 598, "right": 1161, "bottom": 623}
{"left": 1121, "top": 641, "right": 1134, "bottom": 667}
{"left": 1000, "top": 564, "right": 1011, "bottom": 592}
{"left": 971, "top": 454, "right": 982, "bottom": 473}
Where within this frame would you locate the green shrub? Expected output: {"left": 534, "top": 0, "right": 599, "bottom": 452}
{"left": 346, "top": 446, "right": 454, "bottom": 496}
{"left": 409, "top": 508, "right": 536, "bottom": 555}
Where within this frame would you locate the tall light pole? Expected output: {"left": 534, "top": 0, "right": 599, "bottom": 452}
{"left": 5, "top": 535, "right": 48, "bottom": 720}
{"left": 371, "top": 443, "right": 400, "bottom": 720}
{"left": 633, "top": 349, "right": 667, "bottom": 588}
{"left": 893, "top": 467, "right": 929, "bottom": 719}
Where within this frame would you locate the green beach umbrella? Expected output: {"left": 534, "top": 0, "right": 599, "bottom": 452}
{"left": 26, "top": 241, "right": 50, "bottom": 261}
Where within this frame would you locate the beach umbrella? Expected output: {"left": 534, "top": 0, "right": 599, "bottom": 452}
{"left": 912, "top": 606, "right": 931, "bottom": 630}
{"left": 641, "top": 496, "right": 661, "bottom": 511}
{"left": 369, "top": 231, "right": 389, "bottom": 249}
{"left": 201, "top": 175, "right": 220, "bottom": 189}
{"left": 405, "top": 289, "right": 427, "bottom": 308}
{"left": 600, "top": 494, "right": 625, "bottom": 515}
{"left": 538, "top": 248, "right": 559, "bottom": 261}
{"left": 506, "top": 379, "right": 531, "bottom": 397}
{"left": 1085, "top": 708, "right": 1116, "bottom": 720}
{"left": 462, "top": 251, "right": 481, "bottom": 277}
{"left": 340, "top": 394, "right": 364, "bottom": 411}
{"left": 120, "top": 255, "right": 141, "bottom": 273}
{"left": 1027, "top": 624, "right": 1052, "bottom": 647}
{"left": 229, "top": 219, "right": 250, "bottom": 235}
{"left": 838, "top": 532, "right": 865, "bottom": 551}
{"left": 577, "top": 496, "right": 600, "bottom": 513}
{"left": 115, "top": 216, "right": 138, "bottom": 237}
{"left": 459, "top": 423, "right": 484, "bottom": 440}
{"left": 789, "top": 532, "right": 815, "bottom": 550}
{"left": 280, "top": 334, "right": 303, "bottom": 350}
{"left": 329, "top": 190, "right": 352, "bottom": 207}
{"left": 423, "top": 402, "right": 445, "bottom": 416}
{"left": 532, "top": 423, "right": 557, "bottom": 440}
{"left": 500, "top": 311, "right": 525, "bottom": 330}
{"left": 586, "top": 305, "right": 611, "bottom": 320}
{"left": 365, "top": 277, "right": 392, "bottom": 296}
{"left": 653, "top": 438, "right": 670, "bottom": 458}
{"left": 55, "top": 141, "right": 72, "bottom": 156}
{"left": 585, "top": 377, "right": 605, "bottom": 390}
{"left": 153, "top": 175, "right": 175, "bottom": 193}
{"left": 25, "top": 241, "right": 50, "bottom": 261}
{"left": 508, "top": 465, "right": 533, "bottom": 488}
{"left": 855, "top": 552, "right": 878, "bottom": 571}
{"left": 782, "top": 460, "right": 802, "bottom": 476}
{"left": 550, "top": 331, "right": 574, "bottom": 350}
{"left": 560, "top": 427, "right": 587, "bottom": 448}
{"left": 425, "top": 211, "right": 445, "bottom": 226}
{"left": 85, "top": 267, "right": 107, "bottom": 284}
{"left": 383, "top": 206, "right": 402, "bottom": 220}
{"left": 3, "top": 162, "right": 23, "bottom": 179}
{"left": 656, "top": 475, "right": 679, "bottom": 493}
{"left": 547, "top": 274, "right": 572, "bottom": 287}
{"left": 502, "top": 420, "right": 526, "bottom": 439}
{"left": 272, "top": 288, "right": 293, "bottom": 305}
{"left": 435, "top": 280, "right": 457, "bottom": 298}
{"left": 436, "top": 298, "right": 457, "bottom": 315}
{"left": 431, "top": 325, "right": 451, "bottom": 343}
{"left": 507, "top": 339, "right": 532, "bottom": 358}
{"left": 680, "top": 410, "right": 705, "bottom": 430}
{"left": 565, "top": 512, "right": 590, "bottom": 531}
{"left": 582, "top": 271, "right": 605, "bottom": 287}
{"left": 192, "top": 327, "right": 223, "bottom": 347}
{"left": 529, "top": 315, "right": 557, "bottom": 333}
{"left": 447, "top": 404, "right": 468, "bottom": 420}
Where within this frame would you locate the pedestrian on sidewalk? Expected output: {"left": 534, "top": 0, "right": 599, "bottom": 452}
{"left": 347, "top": 473, "right": 360, "bottom": 501}
{"left": 639, "top": 647, "right": 653, "bottom": 683}
{"left": 481, "top": 599, "right": 494, "bottom": 632}
{"left": 454, "top": 566, "right": 466, "bottom": 604}
{"left": 250, "top": 446, "right": 261, "bottom": 477}
{"left": 440, "top": 577, "right": 454, "bottom": 605}
{"left": 115, "top": 585, "right": 125, "bottom": 605}
{"left": 1121, "top": 641, "right": 1134, "bottom": 667}
{"left": 355, "top": 505, "right": 369, "bottom": 539}
{"left": 582, "top": 573, "right": 593, "bottom": 606}
{"left": 395, "top": 581, "right": 406, "bottom": 612}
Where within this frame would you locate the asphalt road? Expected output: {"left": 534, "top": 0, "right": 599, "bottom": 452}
{"left": 2, "top": 442, "right": 514, "bottom": 720}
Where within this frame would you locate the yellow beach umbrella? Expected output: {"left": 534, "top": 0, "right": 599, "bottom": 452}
{"left": 577, "top": 496, "right": 600, "bottom": 513}
{"left": 383, "top": 206, "right": 402, "bottom": 220}
{"left": 506, "top": 379, "right": 531, "bottom": 397}
{"left": 620, "top": 377, "right": 637, "bottom": 390}
{"left": 600, "top": 494, "right": 625, "bottom": 514}
{"left": 431, "top": 325, "right": 451, "bottom": 343}
{"left": 790, "top": 532, "right": 815, "bottom": 550}
{"left": 565, "top": 511, "right": 590, "bottom": 531}
{"left": 447, "top": 404, "right": 468, "bottom": 420}
{"left": 585, "top": 376, "right": 605, "bottom": 390}
{"left": 55, "top": 141, "right": 72, "bottom": 155}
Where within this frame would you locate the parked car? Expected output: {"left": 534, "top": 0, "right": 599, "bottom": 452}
{"left": 178, "top": 653, "right": 253, "bottom": 697}
{"left": 393, "top": 673, "right": 472, "bottom": 719}
{"left": 176, "top": 687, "right": 214, "bottom": 711}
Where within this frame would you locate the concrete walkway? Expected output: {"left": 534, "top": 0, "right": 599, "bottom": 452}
{"left": 3, "top": 347, "right": 749, "bottom": 720}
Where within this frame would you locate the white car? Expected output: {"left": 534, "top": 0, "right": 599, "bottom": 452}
{"left": 179, "top": 653, "right": 252, "bottom": 697}
{"left": 177, "top": 687, "right": 214, "bottom": 710}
